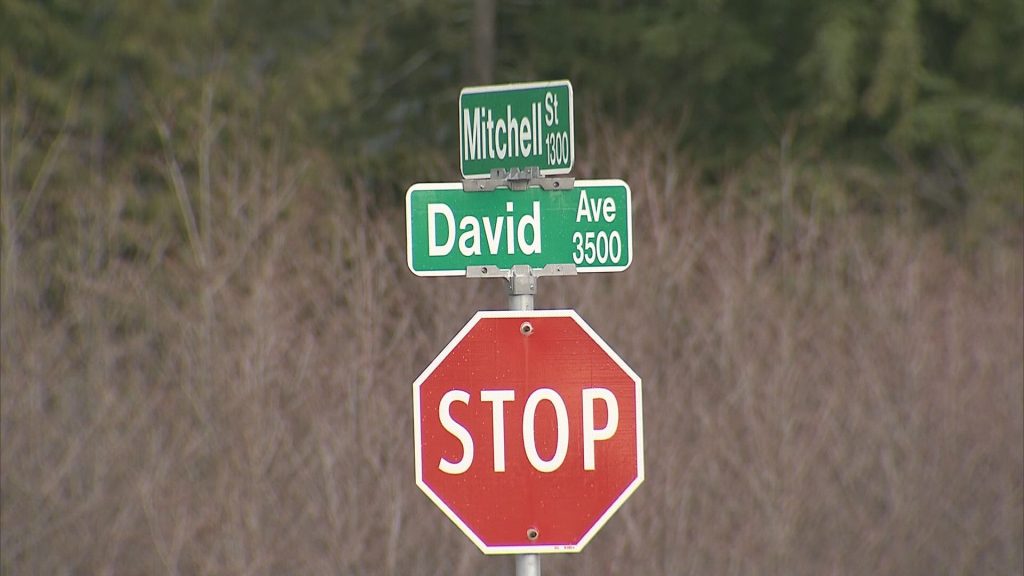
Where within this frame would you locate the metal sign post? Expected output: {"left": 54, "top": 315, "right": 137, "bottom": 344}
{"left": 509, "top": 267, "right": 536, "bottom": 576}
{"left": 506, "top": 265, "right": 553, "bottom": 576}
{"left": 516, "top": 553, "right": 541, "bottom": 576}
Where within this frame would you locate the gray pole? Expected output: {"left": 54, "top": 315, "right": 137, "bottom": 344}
{"left": 508, "top": 264, "right": 539, "bottom": 576}
{"left": 507, "top": 264, "right": 536, "bottom": 311}
{"left": 515, "top": 554, "right": 541, "bottom": 576}
{"left": 472, "top": 0, "right": 496, "bottom": 84}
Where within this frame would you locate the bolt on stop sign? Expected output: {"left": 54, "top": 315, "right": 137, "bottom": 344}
{"left": 413, "top": 310, "right": 644, "bottom": 554}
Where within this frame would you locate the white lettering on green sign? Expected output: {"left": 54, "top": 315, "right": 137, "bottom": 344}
{"left": 427, "top": 201, "right": 542, "bottom": 257}
{"left": 405, "top": 180, "right": 632, "bottom": 276}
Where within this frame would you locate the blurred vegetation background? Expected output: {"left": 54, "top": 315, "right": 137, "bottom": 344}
{"left": 2, "top": 0, "right": 1022, "bottom": 574}
{"left": 3, "top": 0, "right": 1023, "bottom": 229}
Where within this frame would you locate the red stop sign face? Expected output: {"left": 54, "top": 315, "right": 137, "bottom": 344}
{"left": 413, "top": 310, "right": 644, "bottom": 554}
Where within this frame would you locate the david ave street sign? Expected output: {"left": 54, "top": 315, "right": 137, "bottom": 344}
{"left": 413, "top": 310, "right": 644, "bottom": 554}
{"left": 460, "top": 80, "right": 574, "bottom": 178}
{"left": 406, "top": 180, "right": 632, "bottom": 276}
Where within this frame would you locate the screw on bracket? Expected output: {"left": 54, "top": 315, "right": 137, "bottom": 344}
{"left": 462, "top": 167, "right": 574, "bottom": 192}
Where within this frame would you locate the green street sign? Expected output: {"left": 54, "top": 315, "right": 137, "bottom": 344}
{"left": 406, "top": 180, "right": 631, "bottom": 276}
{"left": 460, "top": 81, "right": 574, "bottom": 179}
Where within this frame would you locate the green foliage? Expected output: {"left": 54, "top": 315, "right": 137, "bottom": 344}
{"left": 2, "top": 0, "right": 1021, "bottom": 237}
{"left": 865, "top": 0, "right": 923, "bottom": 119}
{"left": 798, "top": 5, "right": 865, "bottom": 131}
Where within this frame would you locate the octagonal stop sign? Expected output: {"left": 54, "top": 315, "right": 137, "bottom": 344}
{"left": 413, "top": 310, "right": 644, "bottom": 554}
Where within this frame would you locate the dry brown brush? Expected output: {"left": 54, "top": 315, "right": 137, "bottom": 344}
{"left": 2, "top": 114, "right": 1021, "bottom": 574}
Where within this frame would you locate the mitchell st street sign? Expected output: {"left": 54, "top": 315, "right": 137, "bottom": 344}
{"left": 460, "top": 80, "right": 574, "bottom": 178}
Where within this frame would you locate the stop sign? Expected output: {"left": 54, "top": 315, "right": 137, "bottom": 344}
{"left": 413, "top": 310, "right": 644, "bottom": 554}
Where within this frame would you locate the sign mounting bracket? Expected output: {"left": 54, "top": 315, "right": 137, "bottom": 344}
{"left": 467, "top": 264, "right": 578, "bottom": 311}
{"left": 466, "top": 263, "right": 578, "bottom": 280}
{"left": 463, "top": 167, "right": 575, "bottom": 192}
